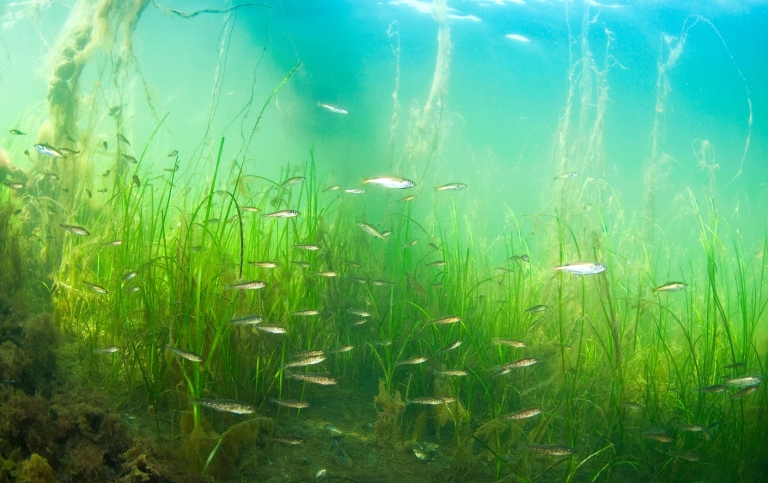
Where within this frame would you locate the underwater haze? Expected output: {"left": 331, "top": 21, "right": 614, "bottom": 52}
{"left": 0, "top": 0, "right": 767, "bottom": 482}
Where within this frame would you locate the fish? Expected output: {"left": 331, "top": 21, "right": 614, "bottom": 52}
{"left": 249, "top": 261, "right": 279, "bottom": 268}
{"left": 329, "top": 345, "right": 354, "bottom": 354}
{"left": 324, "top": 423, "right": 342, "bottom": 435}
{"left": 269, "top": 398, "right": 310, "bottom": 409}
{"left": 404, "top": 239, "right": 419, "bottom": 247}
{"left": 292, "top": 309, "right": 320, "bottom": 317}
{"left": 123, "top": 285, "right": 141, "bottom": 294}
{"left": 511, "top": 254, "right": 530, "bottom": 262}
{"left": 292, "top": 261, "right": 311, "bottom": 269}
{"left": 528, "top": 444, "right": 574, "bottom": 455}
{"left": 85, "top": 189, "right": 92, "bottom": 198}
{"left": 729, "top": 386, "right": 758, "bottom": 398}
{"left": 293, "top": 349, "right": 325, "bottom": 359}
{"left": 102, "top": 239, "right": 123, "bottom": 246}
{"left": 724, "top": 362, "right": 746, "bottom": 370}
{"left": 121, "top": 271, "right": 139, "bottom": 282}
{"left": 435, "top": 182, "right": 467, "bottom": 191}
{"left": 108, "top": 106, "right": 122, "bottom": 116}
{"left": 270, "top": 436, "right": 306, "bottom": 445}
{"left": 284, "top": 370, "right": 337, "bottom": 385}
{"left": 9, "top": 129, "right": 25, "bottom": 135}
{"left": 399, "top": 195, "right": 417, "bottom": 202}
{"left": 504, "top": 408, "right": 542, "bottom": 420}
{"left": 362, "top": 176, "right": 416, "bottom": 189}
{"left": 167, "top": 150, "right": 178, "bottom": 157}
{"left": 23, "top": 150, "right": 29, "bottom": 156}
{"left": 102, "top": 141, "right": 109, "bottom": 150}
{"left": 121, "top": 153, "right": 138, "bottom": 164}
{"left": 263, "top": 209, "right": 300, "bottom": 218}
{"left": 350, "top": 319, "right": 367, "bottom": 327}
{"left": 434, "top": 369, "right": 468, "bottom": 377}
{"left": 34, "top": 144, "right": 64, "bottom": 157}
{"left": 254, "top": 325, "right": 287, "bottom": 334}
{"left": 117, "top": 133, "right": 130, "bottom": 145}
{"left": 372, "top": 279, "right": 394, "bottom": 286}
{"left": 313, "top": 271, "right": 338, "bottom": 278}
{"left": 698, "top": 384, "right": 727, "bottom": 393}
{"left": 132, "top": 175, "right": 140, "bottom": 187}
{"left": 97, "top": 189, "right": 108, "bottom": 193}
{"left": 317, "top": 102, "right": 349, "bottom": 114}
{"left": 282, "top": 176, "right": 305, "bottom": 186}
{"left": 643, "top": 432, "right": 673, "bottom": 443}
{"left": 620, "top": 401, "right": 643, "bottom": 411}
{"left": 60, "top": 224, "right": 90, "bottom": 236}
{"left": 241, "top": 206, "right": 260, "bottom": 212}
{"left": 227, "top": 280, "right": 266, "bottom": 290}
{"left": 724, "top": 376, "right": 763, "bottom": 387}
{"left": 3, "top": 181, "right": 23, "bottom": 189}
{"left": 670, "top": 452, "right": 700, "bottom": 462}
{"left": 554, "top": 262, "right": 606, "bottom": 275}
{"left": 439, "top": 340, "right": 462, "bottom": 352}
{"left": 281, "top": 355, "right": 326, "bottom": 369}
{"left": 324, "top": 185, "right": 341, "bottom": 192}
{"left": 347, "top": 309, "right": 371, "bottom": 317}
{"left": 165, "top": 165, "right": 179, "bottom": 173}
{"left": 344, "top": 188, "right": 365, "bottom": 194}
{"left": 426, "top": 260, "right": 447, "bottom": 267}
{"left": 554, "top": 172, "right": 579, "bottom": 179}
{"left": 654, "top": 282, "right": 687, "bottom": 293}
{"left": 102, "top": 170, "right": 111, "bottom": 177}
{"left": 83, "top": 282, "right": 109, "bottom": 294}
{"left": 493, "top": 358, "right": 538, "bottom": 376}
{"left": 295, "top": 244, "right": 322, "bottom": 251}
{"left": 93, "top": 346, "right": 119, "bottom": 354}
{"left": 230, "top": 314, "right": 264, "bottom": 326}
{"left": 406, "top": 397, "right": 456, "bottom": 405}
{"left": 525, "top": 304, "right": 548, "bottom": 314}
{"left": 58, "top": 147, "right": 79, "bottom": 155}
{"left": 428, "top": 316, "right": 461, "bottom": 325}
{"left": 374, "top": 340, "right": 392, "bottom": 346}
{"left": 358, "top": 222, "right": 386, "bottom": 240}
{"left": 167, "top": 346, "right": 204, "bottom": 362}
{"left": 349, "top": 277, "right": 367, "bottom": 284}
{"left": 45, "top": 173, "right": 60, "bottom": 180}
{"left": 492, "top": 338, "right": 527, "bottom": 348}
{"left": 676, "top": 424, "right": 707, "bottom": 433}
{"left": 396, "top": 356, "right": 428, "bottom": 366}
{"left": 197, "top": 398, "right": 254, "bottom": 414}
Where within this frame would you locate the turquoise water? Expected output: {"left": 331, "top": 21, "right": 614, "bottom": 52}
{"left": 1, "top": 1, "right": 767, "bottom": 481}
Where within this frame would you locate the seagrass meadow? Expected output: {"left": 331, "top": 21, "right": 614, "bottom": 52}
{"left": 0, "top": 1, "right": 767, "bottom": 482}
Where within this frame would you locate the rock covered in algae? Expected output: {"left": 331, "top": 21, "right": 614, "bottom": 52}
{"left": 373, "top": 379, "right": 405, "bottom": 447}
{"left": 17, "top": 453, "right": 56, "bottom": 483}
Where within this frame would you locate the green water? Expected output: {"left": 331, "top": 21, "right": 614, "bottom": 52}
{"left": 0, "top": 1, "right": 766, "bottom": 482}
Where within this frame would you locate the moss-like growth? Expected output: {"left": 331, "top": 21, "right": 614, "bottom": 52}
{"left": 17, "top": 453, "right": 56, "bottom": 483}
{"left": 373, "top": 379, "right": 405, "bottom": 448}
{"left": 20, "top": 314, "right": 59, "bottom": 394}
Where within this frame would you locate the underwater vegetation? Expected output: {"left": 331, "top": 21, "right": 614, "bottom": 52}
{"left": 1, "top": 0, "right": 766, "bottom": 482}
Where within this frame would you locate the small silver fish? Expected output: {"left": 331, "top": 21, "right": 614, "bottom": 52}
{"left": 269, "top": 398, "right": 310, "bottom": 409}
{"left": 313, "top": 271, "right": 338, "bottom": 278}
{"left": 117, "top": 133, "right": 130, "bottom": 145}
{"left": 324, "top": 185, "right": 341, "bottom": 192}
{"left": 653, "top": 282, "right": 687, "bottom": 293}
{"left": 363, "top": 176, "right": 415, "bottom": 189}
{"left": 724, "top": 376, "right": 763, "bottom": 387}
{"left": 399, "top": 195, "right": 417, "bottom": 202}
{"left": 729, "top": 386, "right": 758, "bottom": 398}
{"left": 292, "top": 309, "right": 320, "bottom": 316}
{"left": 525, "top": 304, "right": 548, "bottom": 313}
{"left": 282, "top": 355, "right": 326, "bottom": 369}
{"left": 317, "top": 102, "right": 349, "bottom": 114}
{"left": 406, "top": 397, "right": 456, "bottom": 405}
{"left": 249, "top": 261, "right": 279, "bottom": 268}
{"left": 3, "top": 181, "right": 24, "bottom": 189}
{"left": 263, "top": 209, "right": 300, "bottom": 218}
{"left": 698, "top": 384, "right": 727, "bottom": 393}
{"left": 255, "top": 325, "right": 287, "bottom": 334}
{"left": 492, "top": 338, "right": 527, "bottom": 348}
{"left": 554, "top": 262, "right": 606, "bottom": 275}
{"left": 121, "top": 153, "right": 138, "bottom": 164}
{"left": 168, "top": 150, "right": 179, "bottom": 157}
{"left": 528, "top": 444, "right": 575, "bottom": 455}
{"left": 34, "top": 143, "right": 64, "bottom": 157}
{"left": 295, "top": 244, "right": 322, "bottom": 251}
{"left": 102, "top": 239, "right": 123, "bottom": 246}
{"left": 435, "top": 182, "right": 467, "bottom": 191}
{"left": 284, "top": 370, "right": 337, "bottom": 385}
{"left": 83, "top": 282, "right": 109, "bottom": 295}
{"left": 60, "top": 224, "right": 90, "bottom": 236}
{"left": 426, "top": 260, "right": 447, "bottom": 267}
{"left": 439, "top": 340, "right": 462, "bottom": 352}
{"left": 228, "top": 280, "right": 267, "bottom": 290}
{"left": 197, "top": 398, "right": 254, "bottom": 414}
{"left": 329, "top": 345, "right": 354, "bottom": 354}
{"left": 123, "top": 285, "right": 141, "bottom": 293}
{"left": 429, "top": 316, "right": 461, "bottom": 325}
{"left": 347, "top": 309, "right": 371, "bottom": 317}
{"left": 344, "top": 188, "right": 365, "bottom": 194}
{"left": 358, "top": 222, "right": 386, "bottom": 240}
{"left": 292, "top": 261, "right": 311, "bottom": 268}
{"left": 434, "top": 369, "right": 468, "bottom": 377}
{"left": 230, "top": 314, "right": 264, "bottom": 326}
{"left": 372, "top": 279, "right": 394, "bottom": 286}
{"left": 271, "top": 436, "right": 306, "bottom": 445}
{"left": 93, "top": 346, "right": 119, "bottom": 354}
{"left": 282, "top": 176, "right": 305, "bottom": 186}
{"left": 9, "top": 129, "right": 25, "bottom": 135}
{"left": 241, "top": 206, "right": 260, "bottom": 212}
{"left": 397, "top": 356, "right": 428, "bottom": 366}
{"left": 168, "top": 346, "right": 204, "bottom": 362}
{"left": 504, "top": 408, "right": 542, "bottom": 420}
{"left": 554, "top": 172, "right": 579, "bottom": 180}
{"left": 122, "top": 271, "right": 138, "bottom": 282}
